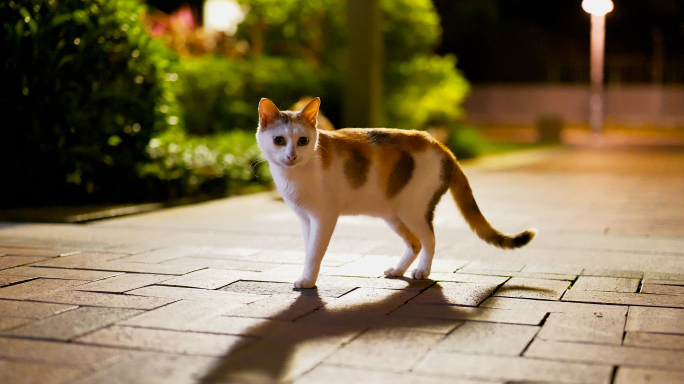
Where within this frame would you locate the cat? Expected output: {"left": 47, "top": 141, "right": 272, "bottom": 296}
{"left": 256, "top": 97, "right": 537, "bottom": 289}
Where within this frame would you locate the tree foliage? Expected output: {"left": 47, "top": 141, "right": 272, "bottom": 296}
{"left": 0, "top": 0, "right": 180, "bottom": 206}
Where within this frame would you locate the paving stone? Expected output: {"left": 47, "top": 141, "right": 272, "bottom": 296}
{"left": 641, "top": 283, "right": 684, "bottom": 295}
{"left": 375, "top": 317, "right": 462, "bottom": 335}
{"left": 572, "top": 276, "right": 641, "bottom": 293}
{"left": 409, "top": 282, "right": 497, "bottom": 306}
{"left": 33, "top": 255, "right": 202, "bottom": 275}
{"left": 414, "top": 351, "right": 612, "bottom": 384}
{"left": 252, "top": 264, "right": 340, "bottom": 284}
{"left": 427, "top": 272, "right": 509, "bottom": 285}
{"left": 435, "top": 321, "right": 539, "bottom": 355}
{"left": 3, "top": 307, "right": 143, "bottom": 340}
{"left": 0, "top": 247, "right": 77, "bottom": 257}
{"left": 624, "top": 332, "right": 684, "bottom": 350}
{"left": 221, "top": 280, "right": 354, "bottom": 298}
{"left": 459, "top": 261, "right": 526, "bottom": 272}
{"left": 0, "top": 299, "right": 77, "bottom": 318}
{"left": 0, "top": 317, "right": 33, "bottom": 331}
{"left": 127, "top": 284, "right": 265, "bottom": 303}
{"left": 240, "top": 250, "right": 305, "bottom": 263}
{"left": 536, "top": 307, "right": 627, "bottom": 345}
{"left": 481, "top": 296, "right": 627, "bottom": 314}
{"left": 0, "top": 337, "right": 126, "bottom": 367}
{"left": 626, "top": 306, "right": 684, "bottom": 334}
{"left": 160, "top": 268, "right": 259, "bottom": 289}
{"left": 72, "top": 351, "right": 220, "bottom": 384}
{"left": 0, "top": 360, "right": 82, "bottom": 384}
{"left": 323, "top": 255, "right": 400, "bottom": 278}
{"left": 115, "top": 246, "right": 208, "bottom": 263}
{"left": 581, "top": 268, "right": 644, "bottom": 279}
{"left": 0, "top": 255, "right": 46, "bottom": 270}
{"left": 32, "top": 290, "right": 177, "bottom": 310}
{"left": 203, "top": 331, "right": 356, "bottom": 383}
{"left": 161, "top": 257, "right": 279, "bottom": 272}
{"left": 390, "top": 304, "right": 547, "bottom": 325}
{"left": 494, "top": 277, "right": 570, "bottom": 300}
{"left": 227, "top": 293, "right": 328, "bottom": 321}
{"left": 0, "top": 278, "right": 86, "bottom": 299}
{"left": 521, "top": 264, "right": 584, "bottom": 275}
{"left": 563, "top": 290, "right": 684, "bottom": 307}
{"left": 317, "top": 275, "right": 433, "bottom": 291}
{"left": 315, "top": 288, "right": 418, "bottom": 314}
{"left": 295, "top": 365, "right": 501, "bottom": 384}
{"left": 76, "top": 325, "right": 250, "bottom": 357}
{"left": 324, "top": 328, "right": 444, "bottom": 372}
{"left": 643, "top": 279, "right": 684, "bottom": 286}
{"left": 525, "top": 339, "right": 684, "bottom": 370}
{"left": 614, "top": 367, "right": 684, "bottom": 384}
{"left": 119, "top": 299, "right": 246, "bottom": 329}
{"left": 122, "top": 303, "right": 266, "bottom": 335}
{"left": 0, "top": 266, "right": 122, "bottom": 281}
{"left": 644, "top": 272, "right": 684, "bottom": 281}
{"left": 298, "top": 288, "right": 421, "bottom": 326}
{"left": 75, "top": 273, "right": 173, "bottom": 293}
{"left": 0, "top": 275, "right": 33, "bottom": 286}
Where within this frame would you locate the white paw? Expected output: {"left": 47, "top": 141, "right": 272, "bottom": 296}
{"left": 294, "top": 276, "right": 316, "bottom": 289}
{"left": 384, "top": 267, "right": 405, "bottom": 278}
{"left": 411, "top": 268, "right": 430, "bottom": 280}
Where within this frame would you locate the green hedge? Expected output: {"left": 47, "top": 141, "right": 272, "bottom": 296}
{"left": 0, "top": 0, "right": 180, "bottom": 206}
{"left": 172, "top": 56, "right": 342, "bottom": 135}
{"left": 139, "top": 128, "right": 270, "bottom": 197}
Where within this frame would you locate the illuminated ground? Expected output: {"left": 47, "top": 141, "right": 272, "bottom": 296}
{"left": 1, "top": 144, "right": 683, "bottom": 383}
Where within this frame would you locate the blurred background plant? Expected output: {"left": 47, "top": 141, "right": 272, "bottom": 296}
{"left": 0, "top": 0, "right": 181, "bottom": 207}
{"left": 1, "top": 0, "right": 479, "bottom": 208}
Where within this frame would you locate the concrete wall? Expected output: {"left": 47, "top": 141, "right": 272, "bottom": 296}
{"left": 463, "top": 85, "right": 684, "bottom": 127}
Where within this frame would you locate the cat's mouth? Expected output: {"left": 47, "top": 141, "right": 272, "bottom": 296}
{"left": 281, "top": 159, "right": 300, "bottom": 167}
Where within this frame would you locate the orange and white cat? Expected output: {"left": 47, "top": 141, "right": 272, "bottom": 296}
{"left": 257, "top": 97, "right": 537, "bottom": 288}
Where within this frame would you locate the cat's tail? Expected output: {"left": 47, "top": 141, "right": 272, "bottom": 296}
{"left": 448, "top": 157, "right": 538, "bottom": 249}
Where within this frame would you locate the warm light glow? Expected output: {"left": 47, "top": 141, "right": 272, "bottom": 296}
{"left": 582, "top": 0, "right": 614, "bottom": 16}
{"left": 203, "top": 0, "right": 246, "bottom": 35}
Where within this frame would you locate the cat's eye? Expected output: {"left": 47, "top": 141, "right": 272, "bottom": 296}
{"left": 298, "top": 137, "right": 309, "bottom": 146}
{"left": 274, "top": 136, "right": 285, "bottom": 146}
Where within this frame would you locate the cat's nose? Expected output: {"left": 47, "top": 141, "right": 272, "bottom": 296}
{"left": 287, "top": 154, "right": 297, "bottom": 161}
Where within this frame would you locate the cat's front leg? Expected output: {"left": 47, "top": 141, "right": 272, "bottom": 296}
{"left": 294, "top": 214, "right": 338, "bottom": 289}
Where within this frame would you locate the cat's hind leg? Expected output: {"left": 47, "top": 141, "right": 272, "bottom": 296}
{"left": 401, "top": 215, "right": 436, "bottom": 280}
{"left": 383, "top": 217, "right": 421, "bottom": 278}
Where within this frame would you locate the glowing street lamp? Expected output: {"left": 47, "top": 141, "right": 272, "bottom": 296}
{"left": 204, "top": 0, "right": 246, "bottom": 35}
{"left": 582, "top": 0, "right": 613, "bottom": 133}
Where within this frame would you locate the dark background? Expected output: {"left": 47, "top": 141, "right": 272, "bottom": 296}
{"left": 432, "top": 0, "right": 684, "bottom": 83}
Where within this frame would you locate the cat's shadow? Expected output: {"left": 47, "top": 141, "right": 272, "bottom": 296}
{"left": 198, "top": 279, "right": 550, "bottom": 384}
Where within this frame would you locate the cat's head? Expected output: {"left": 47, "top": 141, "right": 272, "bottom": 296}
{"left": 256, "top": 97, "right": 320, "bottom": 168}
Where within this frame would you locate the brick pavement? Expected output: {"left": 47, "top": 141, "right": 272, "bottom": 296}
{"left": 0, "top": 147, "right": 683, "bottom": 383}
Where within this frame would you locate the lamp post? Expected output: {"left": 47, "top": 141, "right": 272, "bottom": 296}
{"left": 582, "top": 0, "right": 613, "bottom": 133}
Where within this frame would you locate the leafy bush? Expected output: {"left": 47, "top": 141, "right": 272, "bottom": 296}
{"left": 385, "top": 55, "right": 470, "bottom": 130}
{"left": 172, "top": 55, "right": 343, "bottom": 135}
{"left": 139, "top": 128, "right": 271, "bottom": 197}
{"left": 380, "top": 0, "right": 441, "bottom": 64}
{"left": 0, "top": 0, "right": 180, "bottom": 206}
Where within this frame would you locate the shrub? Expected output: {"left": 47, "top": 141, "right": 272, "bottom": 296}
{"left": 0, "top": 0, "right": 180, "bottom": 207}
{"left": 172, "top": 55, "right": 343, "bottom": 135}
{"left": 139, "top": 128, "right": 271, "bottom": 197}
{"left": 385, "top": 55, "right": 470, "bottom": 130}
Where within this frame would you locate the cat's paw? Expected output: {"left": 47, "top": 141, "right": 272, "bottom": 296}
{"left": 411, "top": 268, "right": 430, "bottom": 280}
{"left": 294, "top": 277, "right": 316, "bottom": 289}
{"left": 384, "top": 267, "right": 405, "bottom": 278}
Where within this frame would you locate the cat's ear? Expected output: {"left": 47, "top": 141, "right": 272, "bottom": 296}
{"left": 300, "top": 97, "right": 320, "bottom": 128}
{"left": 258, "top": 98, "right": 281, "bottom": 129}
